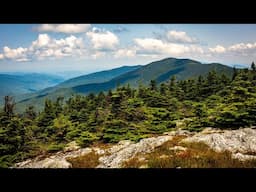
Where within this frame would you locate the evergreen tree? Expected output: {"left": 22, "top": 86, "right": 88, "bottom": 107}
{"left": 111, "top": 93, "right": 122, "bottom": 116}
{"left": 149, "top": 80, "right": 157, "bottom": 91}
{"left": 232, "top": 67, "right": 238, "bottom": 81}
{"left": 24, "top": 106, "right": 37, "bottom": 120}
{"left": 169, "top": 75, "right": 176, "bottom": 92}
{"left": 160, "top": 83, "right": 167, "bottom": 95}
{"left": 55, "top": 96, "right": 64, "bottom": 115}
{"left": 37, "top": 99, "right": 56, "bottom": 129}
{"left": 252, "top": 62, "right": 256, "bottom": 71}
{"left": 195, "top": 103, "right": 206, "bottom": 120}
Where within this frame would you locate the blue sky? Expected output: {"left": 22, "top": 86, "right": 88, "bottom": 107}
{"left": 0, "top": 24, "right": 256, "bottom": 75}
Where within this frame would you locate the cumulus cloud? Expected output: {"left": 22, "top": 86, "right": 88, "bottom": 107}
{"left": 31, "top": 34, "right": 84, "bottom": 59}
{"left": 0, "top": 33, "right": 86, "bottom": 62}
{"left": 86, "top": 28, "right": 119, "bottom": 51}
{"left": 166, "top": 30, "right": 198, "bottom": 44}
{"left": 36, "top": 24, "right": 91, "bottom": 33}
{"left": 228, "top": 42, "right": 256, "bottom": 52}
{"left": 31, "top": 34, "right": 51, "bottom": 49}
{"left": 114, "top": 48, "right": 136, "bottom": 58}
{"left": 2, "top": 46, "right": 29, "bottom": 62}
{"left": 134, "top": 38, "right": 203, "bottom": 56}
{"left": 209, "top": 42, "right": 256, "bottom": 58}
{"left": 0, "top": 27, "right": 210, "bottom": 62}
{"left": 209, "top": 45, "right": 226, "bottom": 53}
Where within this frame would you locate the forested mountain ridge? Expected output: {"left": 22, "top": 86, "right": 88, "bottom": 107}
{"left": 15, "top": 58, "right": 233, "bottom": 112}
{"left": 0, "top": 61, "right": 255, "bottom": 168}
{"left": 57, "top": 65, "right": 142, "bottom": 88}
{"left": 13, "top": 65, "right": 141, "bottom": 112}
{"left": 73, "top": 58, "right": 233, "bottom": 93}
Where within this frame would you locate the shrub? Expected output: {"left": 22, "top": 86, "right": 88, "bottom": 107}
{"left": 47, "top": 143, "right": 65, "bottom": 153}
{"left": 67, "top": 151, "right": 100, "bottom": 168}
{"left": 76, "top": 131, "right": 99, "bottom": 147}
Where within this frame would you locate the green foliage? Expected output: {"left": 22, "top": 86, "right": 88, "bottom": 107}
{"left": 76, "top": 131, "right": 100, "bottom": 147}
{"left": 149, "top": 80, "right": 157, "bottom": 91}
{"left": 24, "top": 106, "right": 37, "bottom": 120}
{"left": 51, "top": 114, "right": 72, "bottom": 141}
{"left": 0, "top": 63, "right": 255, "bottom": 167}
{"left": 47, "top": 143, "right": 65, "bottom": 153}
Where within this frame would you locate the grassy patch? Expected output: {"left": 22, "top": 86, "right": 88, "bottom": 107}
{"left": 122, "top": 135, "right": 256, "bottom": 168}
{"left": 47, "top": 143, "right": 65, "bottom": 153}
{"left": 66, "top": 151, "right": 100, "bottom": 168}
{"left": 147, "top": 141, "right": 256, "bottom": 168}
{"left": 122, "top": 157, "right": 146, "bottom": 168}
{"left": 122, "top": 135, "right": 186, "bottom": 168}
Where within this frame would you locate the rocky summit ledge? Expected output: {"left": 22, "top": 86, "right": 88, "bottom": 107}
{"left": 14, "top": 127, "right": 256, "bottom": 168}
{"left": 97, "top": 135, "right": 173, "bottom": 168}
{"left": 182, "top": 127, "right": 256, "bottom": 161}
{"left": 14, "top": 135, "right": 174, "bottom": 168}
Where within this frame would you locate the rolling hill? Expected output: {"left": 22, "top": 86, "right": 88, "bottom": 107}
{"left": 0, "top": 73, "right": 64, "bottom": 101}
{"left": 56, "top": 65, "right": 142, "bottom": 88}
{"left": 15, "top": 58, "right": 233, "bottom": 112}
{"left": 73, "top": 58, "right": 233, "bottom": 93}
{"left": 13, "top": 65, "right": 141, "bottom": 112}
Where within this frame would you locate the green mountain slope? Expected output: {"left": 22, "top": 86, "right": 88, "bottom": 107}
{"left": 15, "top": 65, "right": 141, "bottom": 112}
{"left": 74, "top": 58, "right": 233, "bottom": 93}
{"left": 56, "top": 65, "right": 141, "bottom": 88}
{"left": 15, "top": 58, "right": 233, "bottom": 112}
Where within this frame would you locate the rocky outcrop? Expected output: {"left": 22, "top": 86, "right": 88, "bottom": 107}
{"left": 15, "top": 142, "right": 92, "bottom": 168}
{"left": 15, "top": 127, "right": 256, "bottom": 168}
{"left": 15, "top": 135, "right": 173, "bottom": 168}
{"left": 182, "top": 127, "right": 256, "bottom": 161}
{"left": 15, "top": 157, "right": 72, "bottom": 168}
{"left": 97, "top": 135, "right": 173, "bottom": 168}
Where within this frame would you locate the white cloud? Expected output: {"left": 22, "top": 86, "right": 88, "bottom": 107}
{"left": 189, "top": 45, "right": 204, "bottom": 54}
{"left": 209, "top": 45, "right": 226, "bottom": 53}
{"left": 166, "top": 30, "right": 197, "bottom": 44}
{"left": 0, "top": 34, "right": 86, "bottom": 62}
{"left": 36, "top": 24, "right": 91, "bottom": 33}
{"left": 208, "top": 42, "right": 256, "bottom": 58}
{"left": 31, "top": 34, "right": 84, "bottom": 59}
{"left": 0, "top": 54, "right": 4, "bottom": 60}
{"left": 228, "top": 42, "right": 256, "bottom": 52}
{"left": 2, "top": 46, "right": 29, "bottom": 62}
{"left": 114, "top": 48, "right": 136, "bottom": 58}
{"left": 31, "top": 34, "right": 51, "bottom": 49}
{"left": 91, "top": 51, "right": 106, "bottom": 59}
{"left": 134, "top": 38, "right": 203, "bottom": 56}
{"left": 86, "top": 29, "right": 119, "bottom": 51}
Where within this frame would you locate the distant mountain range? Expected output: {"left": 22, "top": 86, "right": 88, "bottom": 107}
{"left": 73, "top": 58, "right": 233, "bottom": 93}
{"left": 0, "top": 73, "right": 64, "bottom": 102}
{"left": 4, "top": 57, "right": 234, "bottom": 112}
{"left": 13, "top": 65, "right": 141, "bottom": 112}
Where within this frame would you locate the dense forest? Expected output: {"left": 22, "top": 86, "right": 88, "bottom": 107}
{"left": 0, "top": 63, "right": 256, "bottom": 168}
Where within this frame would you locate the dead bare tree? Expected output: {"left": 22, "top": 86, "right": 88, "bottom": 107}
{"left": 4, "top": 96, "right": 15, "bottom": 117}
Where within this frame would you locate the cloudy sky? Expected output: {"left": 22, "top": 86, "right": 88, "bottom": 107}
{"left": 0, "top": 24, "right": 256, "bottom": 75}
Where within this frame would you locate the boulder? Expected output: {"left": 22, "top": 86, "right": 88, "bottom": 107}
{"left": 97, "top": 135, "right": 173, "bottom": 168}
{"left": 182, "top": 128, "right": 256, "bottom": 161}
